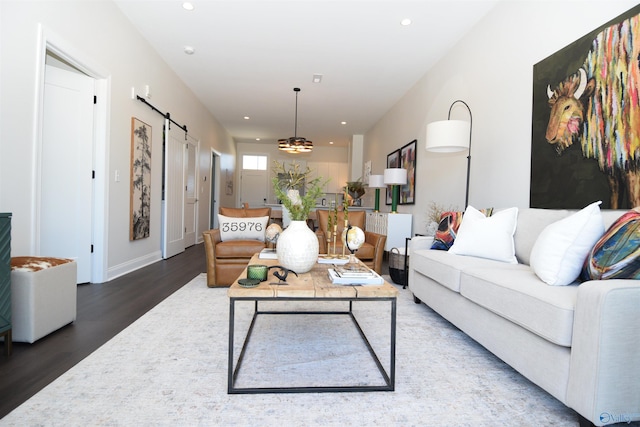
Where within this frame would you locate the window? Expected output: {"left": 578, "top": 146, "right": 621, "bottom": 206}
{"left": 242, "top": 155, "right": 267, "bottom": 170}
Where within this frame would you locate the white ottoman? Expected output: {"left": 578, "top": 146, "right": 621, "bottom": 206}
{"left": 10, "top": 257, "right": 77, "bottom": 343}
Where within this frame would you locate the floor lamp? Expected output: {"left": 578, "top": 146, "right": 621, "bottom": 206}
{"left": 425, "top": 100, "right": 472, "bottom": 208}
{"left": 384, "top": 168, "right": 407, "bottom": 214}
{"left": 367, "top": 174, "right": 386, "bottom": 212}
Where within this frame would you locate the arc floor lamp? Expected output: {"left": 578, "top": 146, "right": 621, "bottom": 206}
{"left": 425, "top": 100, "right": 473, "bottom": 208}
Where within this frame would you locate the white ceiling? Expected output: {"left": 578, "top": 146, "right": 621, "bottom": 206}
{"left": 115, "top": 0, "right": 499, "bottom": 148}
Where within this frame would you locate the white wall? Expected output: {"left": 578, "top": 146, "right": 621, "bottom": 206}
{"left": 0, "top": 1, "right": 235, "bottom": 281}
{"left": 364, "top": 0, "right": 639, "bottom": 234}
{"left": 235, "top": 141, "right": 349, "bottom": 206}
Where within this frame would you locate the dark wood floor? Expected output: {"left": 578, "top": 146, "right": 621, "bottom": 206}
{"left": 0, "top": 243, "right": 206, "bottom": 419}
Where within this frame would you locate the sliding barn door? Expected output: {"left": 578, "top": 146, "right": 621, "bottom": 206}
{"left": 162, "top": 121, "right": 186, "bottom": 258}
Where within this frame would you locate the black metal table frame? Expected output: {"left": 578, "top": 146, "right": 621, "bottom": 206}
{"left": 228, "top": 296, "right": 396, "bottom": 394}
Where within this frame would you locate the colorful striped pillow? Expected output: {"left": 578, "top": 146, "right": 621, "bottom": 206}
{"left": 581, "top": 207, "right": 640, "bottom": 280}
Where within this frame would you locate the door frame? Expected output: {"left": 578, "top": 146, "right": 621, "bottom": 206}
{"left": 210, "top": 150, "right": 221, "bottom": 230}
{"left": 183, "top": 135, "right": 199, "bottom": 247}
{"left": 33, "top": 24, "right": 110, "bottom": 283}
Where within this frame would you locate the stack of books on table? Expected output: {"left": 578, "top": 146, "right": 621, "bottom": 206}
{"left": 328, "top": 264, "right": 384, "bottom": 285}
{"left": 258, "top": 248, "right": 278, "bottom": 259}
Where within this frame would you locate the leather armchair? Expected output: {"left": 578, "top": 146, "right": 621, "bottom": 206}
{"left": 315, "top": 210, "right": 386, "bottom": 274}
{"left": 202, "top": 206, "right": 271, "bottom": 287}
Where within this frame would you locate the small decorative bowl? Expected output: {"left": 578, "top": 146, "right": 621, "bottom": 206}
{"left": 238, "top": 278, "right": 260, "bottom": 288}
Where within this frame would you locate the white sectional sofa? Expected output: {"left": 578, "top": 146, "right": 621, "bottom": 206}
{"left": 408, "top": 208, "right": 639, "bottom": 426}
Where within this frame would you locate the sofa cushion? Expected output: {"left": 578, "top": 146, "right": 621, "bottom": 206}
{"left": 218, "top": 214, "right": 269, "bottom": 242}
{"left": 530, "top": 201, "right": 604, "bottom": 286}
{"left": 219, "top": 206, "right": 271, "bottom": 218}
{"left": 581, "top": 207, "right": 640, "bottom": 280}
{"left": 449, "top": 206, "right": 518, "bottom": 263}
{"left": 431, "top": 208, "right": 493, "bottom": 251}
{"left": 412, "top": 249, "right": 522, "bottom": 293}
{"left": 513, "top": 209, "right": 571, "bottom": 265}
{"left": 215, "top": 239, "right": 267, "bottom": 258}
{"left": 459, "top": 267, "right": 578, "bottom": 347}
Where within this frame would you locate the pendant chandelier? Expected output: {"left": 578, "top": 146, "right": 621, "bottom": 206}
{"left": 278, "top": 87, "right": 313, "bottom": 153}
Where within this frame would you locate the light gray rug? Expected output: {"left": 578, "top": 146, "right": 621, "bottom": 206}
{"left": 1, "top": 273, "right": 582, "bottom": 426}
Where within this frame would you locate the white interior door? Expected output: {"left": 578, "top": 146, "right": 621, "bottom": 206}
{"left": 184, "top": 139, "right": 198, "bottom": 247}
{"left": 240, "top": 169, "right": 269, "bottom": 207}
{"left": 40, "top": 64, "right": 94, "bottom": 283}
{"left": 162, "top": 122, "right": 186, "bottom": 258}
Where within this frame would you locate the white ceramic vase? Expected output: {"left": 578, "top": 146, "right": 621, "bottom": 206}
{"left": 276, "top": 220, "right": 318, "bottom": 273}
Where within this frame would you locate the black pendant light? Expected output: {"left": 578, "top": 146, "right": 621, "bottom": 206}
{"left": 278, "top": 87, "right": 313, "bottom": 153}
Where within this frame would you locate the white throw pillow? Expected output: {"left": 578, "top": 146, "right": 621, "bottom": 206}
{"left": 218, "top": 214, "right": 269, "bottom": 242}
{"left": 530, "top": 201, "right": 604, "bottom": 286}
{"left": 449, "top": 206, "right": 519, "bottom": 263}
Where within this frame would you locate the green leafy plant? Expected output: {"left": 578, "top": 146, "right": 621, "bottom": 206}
{"left": 345, "top": 177, "right": 365, "bottom": 199}
{"left": 272, "top": 161, "right": 328, "bottom": 221}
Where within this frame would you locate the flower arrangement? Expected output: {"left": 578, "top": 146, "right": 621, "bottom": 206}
{"left": 272, "top": 161, "right": 327, "bottom": 221}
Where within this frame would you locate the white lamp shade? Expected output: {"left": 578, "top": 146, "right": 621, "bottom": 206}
{"left": 426, "top": 119, "right": 471, "bottom": 153}
{"left": 384, "top": 168, "right": 407, "bottom": 185}
{"left": 368, "top": 174, "right": 385, "bottom": 188}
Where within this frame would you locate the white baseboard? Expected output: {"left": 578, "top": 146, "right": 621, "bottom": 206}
{"left": 107, "top": 250, "right": 162, "bottom": 282}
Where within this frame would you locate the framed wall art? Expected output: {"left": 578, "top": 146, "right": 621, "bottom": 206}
{"left": 385, "top": 149, "right": 400, "bottom": 205}
{"left": 130, "top": 117, "right": 152, "bottom": 240}
{"left": 530, "top": 4, "right": 640, "bottom": 209}
{"left": 399, "top": 139, "right": 417, "bottom": 205}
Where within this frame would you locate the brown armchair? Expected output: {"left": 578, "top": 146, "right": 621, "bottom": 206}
{"left": 202, "top": 206, "right": 271, "bottom": 287}
{"left": 315, "top": 210, "right": 386, "bottom": 274}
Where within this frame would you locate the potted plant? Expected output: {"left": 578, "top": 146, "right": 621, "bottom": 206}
{"left": 271, "top": 161, "right": 327, "bottom": 273}
{"left": 272, "top": 161, "right": 327, "bottom": 220}
{"left": 345, "top": 177, "right": 365, "bottom": 205}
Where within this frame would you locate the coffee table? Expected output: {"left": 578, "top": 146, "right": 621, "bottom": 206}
{"left": 227, "top": 254, "right": 398, "bottom": 394}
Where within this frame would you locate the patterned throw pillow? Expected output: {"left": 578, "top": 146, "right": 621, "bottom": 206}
{"left": 218, "top": 214, "right": 269, "bottom": 242}
{"left": 431, "top": 208, "right": 494, "bottom": 251}
{"left": 431, "top": 211, "right": 463, "bottom": 250}
{"left": 581, "top": 207, "right": 640, "bottom": 280}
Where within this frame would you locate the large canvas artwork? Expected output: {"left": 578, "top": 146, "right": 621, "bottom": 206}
{"left": 130, "top": 117, "right": 152, "bottom": 240}
{"left": 530, "top": 5, "right": 640, "bottom": 209}
{"left": 399, "top": 139, "right": 417, "bottom": 205}
{"left": 385, "top": 149, "right": 400, "bottom": 205}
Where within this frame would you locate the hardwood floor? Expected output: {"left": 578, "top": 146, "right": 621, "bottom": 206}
{"left": 0, "top": 243, "right": 206, "bottom": 419}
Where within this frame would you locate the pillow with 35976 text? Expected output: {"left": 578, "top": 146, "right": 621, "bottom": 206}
{"left": 218, "top": 214, "right": 269, "bottom": 242}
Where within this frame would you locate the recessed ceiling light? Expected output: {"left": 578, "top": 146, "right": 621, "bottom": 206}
{"left": 400, "top": 18, "right": 412, "bottom": 26}
{"left": 256, "top": 138, "right": 261, "bottom": 141}
{"left": 184, "top": 46, "right": 195, "bottom": 55}
{"left": 182, "top": 2, "right": 194, "bottom": 11}
{"left": 244, "top": 116, "right": 250, "bottom": 120}
{"left": 341, "top": 121, "right": 347, "bottom": 125}
{"left": 312, "top": 74, "right": 323, "bottom": 83}
{"left": 329, "top": 141, "right": 334, "bottom": 145}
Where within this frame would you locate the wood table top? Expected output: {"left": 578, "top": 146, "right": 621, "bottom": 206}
{"left": 228, "top": 254, "right": 398, "bottom": 299}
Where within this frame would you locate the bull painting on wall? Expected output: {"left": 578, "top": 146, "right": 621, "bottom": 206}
{"left": 530, "top": 4, "right": 640, "bottom": 209}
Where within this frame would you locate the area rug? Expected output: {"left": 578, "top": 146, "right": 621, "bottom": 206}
{"left": 1, "top": 273, "right": 582, "bottom": 426}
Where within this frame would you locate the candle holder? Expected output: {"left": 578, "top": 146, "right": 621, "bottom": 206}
{"left": 247, "top": 264, "right": 269, "bottom": 282}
